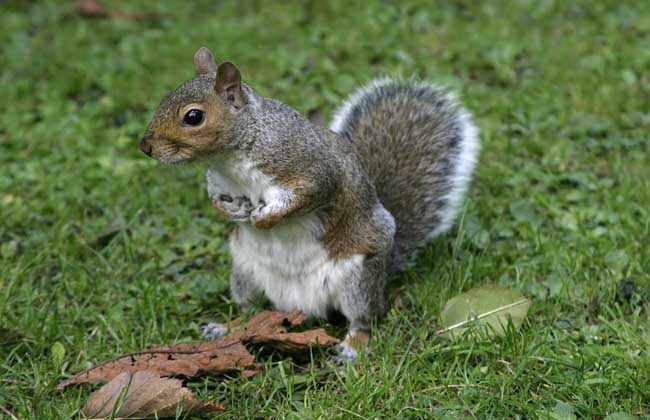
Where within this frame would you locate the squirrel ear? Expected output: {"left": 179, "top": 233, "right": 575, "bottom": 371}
{"left": 215, "top": 62, "right": 243, "bottom": 108}
{"left": 194, "top": 47, "right": 217, "bottom": 75}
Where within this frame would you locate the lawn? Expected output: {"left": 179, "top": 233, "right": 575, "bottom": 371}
{"left": 1, "top": 1, "right": 650, "bottom": 418}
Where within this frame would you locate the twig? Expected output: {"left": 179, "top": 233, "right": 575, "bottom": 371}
{"left": 422, "top": 383, "right": 479, "bottom": 392}
{"left": 0, "top": 405, "right": 18, "bottom": 420}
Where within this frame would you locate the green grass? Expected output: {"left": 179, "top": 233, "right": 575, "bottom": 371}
{"left": 2, "top": 1, "right": 650, "bottom": 418}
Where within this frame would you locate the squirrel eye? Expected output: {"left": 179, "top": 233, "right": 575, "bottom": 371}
{"left": 183, "top": 109, "right": 205, "bottom": 126}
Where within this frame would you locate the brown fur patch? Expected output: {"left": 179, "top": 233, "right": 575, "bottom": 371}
{"left": 344, "top": 330, "right": 370, "bottom": 351}
{"left": 324, "top": 213, "right": 382, "bottom": 260}
{"left": 142, "top": 76, "right": 238, "bottom": 164}
{"left": 253, "top": 213, "right": 284, "bottom": 230}
{"left": 326, "top": 239, "right": 375, "bottom": 261}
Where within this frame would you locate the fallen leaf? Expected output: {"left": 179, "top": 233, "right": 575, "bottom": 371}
{"left": 604, "top": 413, "right": 639, "bottom": 420}
{"left": 57, "top": 337, "right": 254, "bottom": 389}
{"left": 438, "top": 285, "right": 531, "bottom": 339}
{"left": 537, "top": 401, "right": 576, "bottom": 420}
{"left": 239, "top": 311, "right": 340, "bottom": 352}
{"left": 75, "top": 0, "right": 109, "bottom": 17}
{"left": 75, "top": 0, "right": 168, "bottom": 20}
{"left": 58, "top": 311, "right": 338, "bottom": 389}
{"left": 82, "top": 371, "right": 223, "bottom": 419}
{"left": 51, "top": 342, "right": 66, "bottom": 368}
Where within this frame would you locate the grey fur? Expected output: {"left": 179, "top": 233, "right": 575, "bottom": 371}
{"left": 215, "top": 85, "right": 396, "bottom": 259}
{"left": 331, "top": 78, "right": 480, "bottom": 272}
{"left": 143, "top": 60, "right": 479, "bottom": 355}
{"left": 339, "top": 252, "right": 389, "bottom": 331}
{"left": 229, "top": 258, "right": 263, "bottom": 309}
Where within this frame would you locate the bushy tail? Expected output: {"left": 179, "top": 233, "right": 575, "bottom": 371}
{"left": 330, "top": 78, "right": 479, "bottom": 270}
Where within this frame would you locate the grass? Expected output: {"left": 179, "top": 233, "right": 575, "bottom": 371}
{"left": 1, "top": 0, "right": 650, "bottom": 418}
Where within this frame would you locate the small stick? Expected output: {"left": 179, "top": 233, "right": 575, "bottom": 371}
{"left": 0, "top": 405, "right": 18, "bottom": 420}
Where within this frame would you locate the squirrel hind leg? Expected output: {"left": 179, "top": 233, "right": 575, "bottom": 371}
{"left": 333, "top": 251, "right": 389, "bottom": 362}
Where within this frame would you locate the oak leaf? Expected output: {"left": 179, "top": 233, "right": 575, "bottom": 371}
{"left": 58, "top": 311, "right": 338, "bottom": 389}
{"left": 82, "top": 370, "right": 223, "bottom": 419}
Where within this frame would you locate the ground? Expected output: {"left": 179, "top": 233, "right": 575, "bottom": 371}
{"left": 1, "top": 1, "right": 649, "bottom": 419}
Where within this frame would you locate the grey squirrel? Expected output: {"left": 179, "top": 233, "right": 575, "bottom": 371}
{"left": 140, "top": 47, "right": 480, "bottom": 359}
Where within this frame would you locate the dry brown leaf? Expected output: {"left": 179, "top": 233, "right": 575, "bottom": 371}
{"left": 83, "top": 370, "right": 223, "bottom": 419}
{"left": 57, "top": 337, "right": 254, "bottom": 390}
{"left": 75, "top": 0, "right": 168, "bottom": 20}
{"left": 75, "top": 0, "right": 109, "bottom": 17}
{"left": 58, "top": 311, "right": 338, "bottom": 390}
{"left": 240, "top": 311, "right": 340, "bottom": 352}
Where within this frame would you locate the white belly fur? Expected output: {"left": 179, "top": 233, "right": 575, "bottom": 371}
{"left": 207, "top": 153, "right": 364, "bottom": 318}
{"left": 231, "top": 216, "right": 364, "bottom": 317}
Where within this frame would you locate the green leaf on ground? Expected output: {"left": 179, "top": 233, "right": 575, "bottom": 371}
{"left": 439, "top": 285, "right": 530, "bottom": 339}
{"left": 604, "top": 413, "right": 638, "bottom": 420}
{"left": 51, "top": 342, "right": 65, "bottom": 368}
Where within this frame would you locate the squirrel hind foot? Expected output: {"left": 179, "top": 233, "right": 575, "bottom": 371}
{"left": 333, "top": 330, "right": 370, "bottom": 363}
{"left": 202, "top": 322, "right": 229, "bottom": 340}
{"left": 333, "top": 342, "right": 359, "bottom": 363}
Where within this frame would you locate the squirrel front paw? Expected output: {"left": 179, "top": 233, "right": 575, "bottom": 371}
{"left": 250, "top": 201, "right": 281, "bottom": 229}
{"left": 212, "top": 194, "right": 253, "bottom": 222}
{"left": 251, "top": 201, "right": 284, "bottom": 229}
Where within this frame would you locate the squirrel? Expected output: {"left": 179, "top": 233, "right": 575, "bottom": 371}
{"left": 140, "top": 47, "right": 480, "bottom": 360}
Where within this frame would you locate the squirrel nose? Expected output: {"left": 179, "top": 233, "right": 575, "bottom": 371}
{"left": 140, "top": 137, "right": 152, "bottom": 157}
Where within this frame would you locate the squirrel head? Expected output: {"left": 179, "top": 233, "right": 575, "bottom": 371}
{"left": 140, "top": 47, "right": 246, "bottom": 163}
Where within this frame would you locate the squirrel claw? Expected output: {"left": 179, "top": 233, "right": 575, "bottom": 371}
{"left": 212, "top": 195, "right": 253, "bottom": 222}
{"left": 333, "top": 342, "right": 359, "bottom": 363}
{"left": 250, "top": 200, "right": 267, "bottom": 217}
